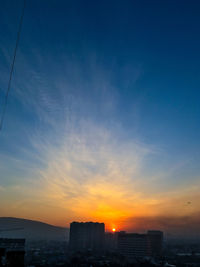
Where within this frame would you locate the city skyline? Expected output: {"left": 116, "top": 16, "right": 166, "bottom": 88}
{"left": 0, "top": 0, "right": 200, "bottom": 235}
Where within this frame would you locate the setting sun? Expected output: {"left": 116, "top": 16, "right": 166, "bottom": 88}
{"left": 112, "top": 228, "right": 116, "bottom": 232}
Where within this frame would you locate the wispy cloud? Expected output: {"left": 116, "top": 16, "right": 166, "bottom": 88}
{"left": 0, "top": 49, "right": 200, "bottom": 232}
{"left": 15, "top": 117, "right": 200, "bottom": 229}
{"left": 31, "top": 119, "right": 154, "bottom": 225}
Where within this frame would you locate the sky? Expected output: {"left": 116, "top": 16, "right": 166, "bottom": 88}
{"left": 0, "top": 0, "right": 200, "bottom": 236}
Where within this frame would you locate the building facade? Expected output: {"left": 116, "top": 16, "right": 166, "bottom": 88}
{"left": 69, "top": 222, "right": 105, "bottom": 252}
{"left": 147, "top": 230, "right": 163, "bottom": 257}
{"left": 118, "top": 231, "right": 163, "bottom": 260}
{"left": 0, "top": 238, "right": 25, "bottom": 267}
{"left": 118, "top": 233, "right": 148, "bottom": 259}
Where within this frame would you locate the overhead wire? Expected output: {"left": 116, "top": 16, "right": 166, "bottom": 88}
{"left": 0, "top": 0, "right": 26, "bottom": 131}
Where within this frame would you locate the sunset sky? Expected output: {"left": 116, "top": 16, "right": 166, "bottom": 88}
{"left": 0, "top": 0, "right": 200, "bottom": 235}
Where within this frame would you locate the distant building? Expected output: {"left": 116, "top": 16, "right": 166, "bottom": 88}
{"left": 118, "top": 232, "right": 148, "bottom": 260}
{"left": 147, "top": 230, "right": 163, "bottom": 257}
{"left": 105, "top": 232, "right": 118, "bottom": 251}
{"left": 118, "top": 231, "right": 163, "bottom": 260}
{"left": 105, "top": 231, "right": 127, "bottom": 252}
{"left": 0, "top": 238, "right": 25, "bottom": 267}
{"left": 69, "top": 222, "right": 105, "bottom": 252}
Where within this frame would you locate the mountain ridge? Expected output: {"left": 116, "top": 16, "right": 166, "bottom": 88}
{"left": 0, "top": 217, "right": 69, "bottom": 241}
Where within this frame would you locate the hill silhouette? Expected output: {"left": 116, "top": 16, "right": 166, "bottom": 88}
{"left": 0, "top": 217, "right": 69, "bottom": 241}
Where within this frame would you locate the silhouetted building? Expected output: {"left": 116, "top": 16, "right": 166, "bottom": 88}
{"left": 118, "top": 232, "right": 148, "bottom": 260}
{"left": 105, "top": 231, "right": 126, "bottom": 252}
{"left": 147, "top": 230, "right": 163, "bottom": 257}
{"left": 0, "top": 248, "right": 6, "bottom": 267}
{"left": 0, "top": 238, "right": 25, "bottom": 267}
{"left": 6, "top": 250, "right": 25, "bottom": 267}
{"left": 118, "top": 231, "right": 163, "bottom": 261}
{"left": 105, "top": 232, "right": 117, "bottom": 251}
{"left": 69, "top": 222, "right": 105, "bottom": 252}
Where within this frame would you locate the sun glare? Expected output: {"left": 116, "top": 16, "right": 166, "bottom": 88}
{"left": 112, "top": 228, "right": 116, "bottom": 232}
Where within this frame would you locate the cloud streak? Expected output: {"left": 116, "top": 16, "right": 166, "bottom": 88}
{"left": 0, "top": 49, "right": 200, "bottom": 235}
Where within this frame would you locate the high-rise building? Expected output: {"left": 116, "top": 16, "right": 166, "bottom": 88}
{"left": 147, "top": 230, "right": 163, "bottom": 257}
{"left": 6, "top": 250, "right": 25, "bottom": 267}
{"left": 0, "top": 238, "right": 25, "bottom": 267}
{"left": 118, "top": 232, "right": 148, "bottom": 260}
{"left": 105, "top": 232, "right": 119, "bottom": 251}
{"left": 118, "top": 231, "right": 163, "bottom": 261}
{"left": 69, "top": 222, "right": 105, "bottom": 252}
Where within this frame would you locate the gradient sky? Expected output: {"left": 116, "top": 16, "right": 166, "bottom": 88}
{"left": 0, "top": 0, "right": 200, "bottom": 236}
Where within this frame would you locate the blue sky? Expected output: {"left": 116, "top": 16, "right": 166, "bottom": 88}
{"left": 0, "top": 0, "right": 200, "bottom": 232}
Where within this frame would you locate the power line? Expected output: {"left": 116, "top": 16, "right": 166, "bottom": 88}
{"left": 0, "top": 0, "right": 26, "bottom": 131}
